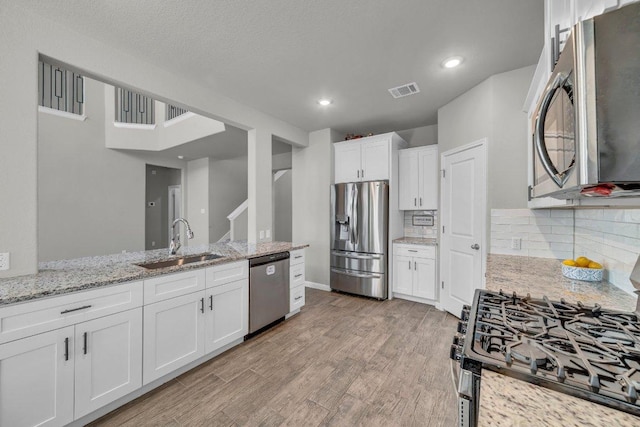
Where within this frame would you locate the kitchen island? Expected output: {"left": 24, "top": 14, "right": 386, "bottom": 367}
{"left": 0, "top": 240, "right": 307, "bottom": 306}
{"left": 478, "top": 254, "right": 640, "bottom": 426}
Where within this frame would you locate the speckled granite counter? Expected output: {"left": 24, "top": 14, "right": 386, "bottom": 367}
{"left": 0, "top": 241, "right": 308, "bottom": 306}
{"left": 479, "top": 370, "right": 640, "bottom": 426}
{"left": 478, "top": 254, "right": 640, "bottom": 426}
{"left": 486, "top": 254, "right": 637, "bottom": 311}
{"left": 393, "top": 237, "right": 438, "bottom": 246}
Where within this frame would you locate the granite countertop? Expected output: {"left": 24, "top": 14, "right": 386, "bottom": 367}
{"left": 393, "top": 237, "right": 438, "bottom": 246}
{"left": 486, "top": 254, "right": 637, "bottom": 312}
{"left": 479, "top": 254, "right": 640, "bottom": 425}
{"left": 0, "top": 241, "right": 308, "bottom": 307}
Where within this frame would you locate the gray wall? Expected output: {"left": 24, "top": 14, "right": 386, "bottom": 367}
{"left": 0, "top": 2, "right": 307, "bottom": 277}
{"left": 186, "top": 158, "right": 210, "bottom": 246}
{"left": 273, "top": 170, "right": 292, "bottom": 242}
{"left": 209, "top": 156, "right": 248, "bottom": 241}
{"left": 39, "top": 78, "right": 142, "bottom": 261}
{"left": 145, "top": 165, "right": 181, "bottom": 250}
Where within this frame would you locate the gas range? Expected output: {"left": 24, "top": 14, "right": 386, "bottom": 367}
{"left": 451, "top": 289, "right": 640, "bottom": 426}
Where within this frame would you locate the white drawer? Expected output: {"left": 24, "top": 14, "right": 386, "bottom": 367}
{"left": 290, "top": 285, "right": 305, "bottom": 312}
{"left": 290, "top": 263, "right": 305, "bottom": 289}
{"left": 394, "top": 244, "right": 436, "bottom": 259}
{"left": 289, "top": 249, "right": 305, "bottom": 266}
{"left": 0, "top": 281, "right": 143, "bottom": 344}
{"left": 144, "top": 269, "right": 206, "bottom": 304}
{"left": 206, "top": 260, "right": 248, "bottom": 288}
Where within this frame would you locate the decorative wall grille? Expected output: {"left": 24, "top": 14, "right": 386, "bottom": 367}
{"left": 115, "top": 88, "right": 155, "bottom": 124}
{"left": 38, "top": 59, "right": 84, "bottom": 115}
{"left": 166, "top": 104, "right": 188, "bottom": 121}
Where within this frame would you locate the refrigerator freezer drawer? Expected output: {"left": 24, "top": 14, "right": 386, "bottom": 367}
{"left": 330, "top": 251, "right": 386, "bottom": 274}
{"left": 330, "top": 268, "right": 387, "bottom": 299}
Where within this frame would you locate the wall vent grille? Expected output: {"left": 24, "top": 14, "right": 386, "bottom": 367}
{"left": 388, "top": 82, "right": 420, "bottom": 99}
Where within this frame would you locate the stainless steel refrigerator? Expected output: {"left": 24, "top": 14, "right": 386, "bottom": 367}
{"left": 330, "top": 181, "right": 389, "bottom": 299}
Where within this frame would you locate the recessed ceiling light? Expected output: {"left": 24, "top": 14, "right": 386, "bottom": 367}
{"left": 178, "top": 155, "right": 184, "bottom": 159}
{"left": 442, "top": 56, "right": 464, "bottom": 69}
{"left": 318, "top": 99, "right": 332, "bottom": 106}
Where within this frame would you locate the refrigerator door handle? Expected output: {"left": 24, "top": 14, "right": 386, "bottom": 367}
{"left": 351, "top": 185, "right": 359, "bottom": 245}
{"left": 331, "top": 268, "right": 382, "bottom": 279}
{"left": 331, "top": 251, "right": 382, "bottom": 260}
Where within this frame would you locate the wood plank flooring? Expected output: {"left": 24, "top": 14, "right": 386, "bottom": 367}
{"left": 90, "top": 288, "right": 459, "bottom": 427}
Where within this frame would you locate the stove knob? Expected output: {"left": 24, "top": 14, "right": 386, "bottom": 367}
{"left": 457, "top": 321, "right": 467, "bottom": 334}
{"left": 453, "top": 334, "right": 465, "bottom": 347}
{"left": 450, "top": 344, "right": 462, "bottom": 361}
{"left": 460, "top": 307, "right": 470, "bottom": 322}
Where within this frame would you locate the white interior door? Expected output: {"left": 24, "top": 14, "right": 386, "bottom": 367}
{"left": 440, "top": 139, "right": 487, "bottom": 317}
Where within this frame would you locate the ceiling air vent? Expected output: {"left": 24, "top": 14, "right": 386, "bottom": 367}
{"left": 388, "top": 82, "right": 420, "bottom": 99}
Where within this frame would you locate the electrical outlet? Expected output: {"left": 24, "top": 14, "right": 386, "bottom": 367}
{"left": 511, "top": 237, "right": 522, "bottom": 250}
{"left": 259, "top": 230, "right": 265, "bottom": 239}
{"left": 151, "top": 241, "right": 156, "bottom": 247}
{"left": 265, "top": 229, "right": 271, "bottom": 239}
{"left": 0, "top": 253, "right": 10, "bottom": 271}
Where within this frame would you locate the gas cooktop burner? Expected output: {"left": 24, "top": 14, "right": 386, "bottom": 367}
{"left": 462, "top": 290, "right": 640, "bottom": 416}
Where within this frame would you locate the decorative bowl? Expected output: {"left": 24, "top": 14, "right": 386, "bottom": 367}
{"left": 562, "top": 264, "right": 603, "bottom": 282}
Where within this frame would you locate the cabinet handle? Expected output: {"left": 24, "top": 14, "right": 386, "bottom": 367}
{"left": 83, "top": 332, "right": 88, "bottom": 355}
{"left": 295, "top": 274, "right": 303, "bottom": 278}
{"left": 408, "top": 249, "right": 418, "bottom": 253}
{"left": 61, "top": 304, "right": 92, "bottom": 314}
{"left": 414, "top": 261, "right": 417, "bottom": 270}
{"left": 361, "top": 169, "right": 364, "bottom": 178}
{"left": 200, "top": 297, "right": 205, "bottom": 313}
{"left": 294, "top": 296, "right": 303, "bottom": 301}
{"left": 64, "top": 337, "right": 69, "bottom": 361}
{"left": 409, "top": 260, "right": 411, "bottom": 270}
{"left": 419, "top": 197, "right": 422, "bottom": 206}
{"left": 209, "top": 295, "right": 213, "bottom": 311}
{"left": 295, "top": 255, "right": 303, "bottom": 259}
{"left": 414, "top": 198, "right": 417, "bottom": 206}
{"left": 357, "top": 170, "right": 360, "bottom": 178}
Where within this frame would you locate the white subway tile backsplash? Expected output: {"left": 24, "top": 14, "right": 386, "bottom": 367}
{"left": 490, "top": 207, "right": 640, "bottom": 296}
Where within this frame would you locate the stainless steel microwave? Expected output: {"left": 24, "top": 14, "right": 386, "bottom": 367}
{"left": 531, "top": 2, "right": 640, "bottom": 199}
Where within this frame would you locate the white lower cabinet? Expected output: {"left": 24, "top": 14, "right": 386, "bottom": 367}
{"left": 143, "top": 292, "right": 206, "bottom": 385}
{"left": 74, "top": 308, "right": 143, "bottom": 418}
{"left": 0, "top": 326, "right": 75, "bottom": 427}
{"left": 205, "top": 279, "right": 248, "bottom": 353}
{"left": 393, "top": 244, "right": 437, "bottom": 301}
{"left": 289, "top": 249, "right": 306, "bottom": 314}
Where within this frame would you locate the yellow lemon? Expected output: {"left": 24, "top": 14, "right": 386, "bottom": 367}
{"left": 562, "top": 259, "right": 577, "bottom": 267}
{"left": 588, "top": 261, "right": 603, "bottom": 269}
{"left": 575, "top": 256, "right": 591, "bottom": 267}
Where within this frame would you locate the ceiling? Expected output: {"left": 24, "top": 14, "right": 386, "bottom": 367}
{"left": 20, "top": 0, "right": 544, "bottom": 136}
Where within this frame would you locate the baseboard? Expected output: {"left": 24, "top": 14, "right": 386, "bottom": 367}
{"left": 305, "top": 281, "right": 331, "bottom": 292}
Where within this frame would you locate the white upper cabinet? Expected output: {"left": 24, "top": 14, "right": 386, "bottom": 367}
{"left": 334, "top": 133, "right": 407, "bottom": 183}
{"left": 398, "top": 145, "right": 439, "bottom": 210}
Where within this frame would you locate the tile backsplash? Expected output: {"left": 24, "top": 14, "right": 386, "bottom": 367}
{"left": 490, "top": 208, "right": 640, "bottom": 295}
{"left": 404, "top": 210, "right": 438, "bottom": 238}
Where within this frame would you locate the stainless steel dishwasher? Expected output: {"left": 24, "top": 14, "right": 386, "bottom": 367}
{"left": 248, "top": 252, "right": 290, "bottom": 335}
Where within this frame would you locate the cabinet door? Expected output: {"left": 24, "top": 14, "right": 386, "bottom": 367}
{"left": 418, "top": 147, "right": 439, "bottom": 210}
{"left": 74, "top": 309, "right": 143, "bottom": 419}
{"left": 393, "top": 255, "right": 413, "bottom": 295}
{"left": 143, "top": 292, "right": 205, "bottom": 385}
{"left": 204, "top": 279, "right": 248, "bottom": 354}
{"left": 334, "top": 143, "right": 362, "bottom": 183}
{"left": 0, "top": 326, "right": 74, "bottom": 427}
{"left": 414, "top": 258, "right": 437, "bottom": 300}
{"left": 361, "top": 139, "right": 389, "bottom": 181}
{"left": 398, "top": 150, "right": 419, "bottom": 210}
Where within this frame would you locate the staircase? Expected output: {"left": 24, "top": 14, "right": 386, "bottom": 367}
{"left": 217, "top": 169, "right": 290, "bottom": 242}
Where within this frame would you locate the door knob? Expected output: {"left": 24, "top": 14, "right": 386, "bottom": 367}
{"left": 471, "top": 244, "right": 480, "bottom": 250}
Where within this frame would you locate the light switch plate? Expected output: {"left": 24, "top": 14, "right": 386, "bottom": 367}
{"left": 259, "top": 230, "right": 265, "bottom": 239}
{"left": 266, "top": 229, "right": 271, "bottom": 238}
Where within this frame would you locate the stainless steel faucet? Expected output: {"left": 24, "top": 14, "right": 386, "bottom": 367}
{"left": 169, "top": 218, "right": 194, "bottom": 255}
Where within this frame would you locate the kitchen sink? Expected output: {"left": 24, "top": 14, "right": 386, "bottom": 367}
{"left": 136, "top": 253, "right": 223, "bottom": 269}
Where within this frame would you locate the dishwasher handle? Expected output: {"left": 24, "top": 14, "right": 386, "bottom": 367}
{"left": 250, "top": 251, "right": 290, "bottom": 267}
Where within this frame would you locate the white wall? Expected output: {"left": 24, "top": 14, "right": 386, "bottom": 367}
{"left": 292, "top": 128, "right": 338, "bottom": 286}
{"left": 273, "top": 170, "right": 292, "bottom": 242}
{"left": 186, "top": 158, "right": 210, "bottom": 246}
{"left": 209, "top": 157, "right": 248, "bottom": 242}
{"left": 397, "top": 124, "right": 438, "bottom": 148}
{"left": 0, "top": 2, "right": 307, "bottom": 277}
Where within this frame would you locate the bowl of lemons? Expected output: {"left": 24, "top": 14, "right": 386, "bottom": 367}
{"left": 562, "top": 257, "right": 603, "bottom": 282}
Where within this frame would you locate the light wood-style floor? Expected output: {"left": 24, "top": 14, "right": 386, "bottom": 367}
{"left": 90, "top": 288, "right": 459, "bottom": 427}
